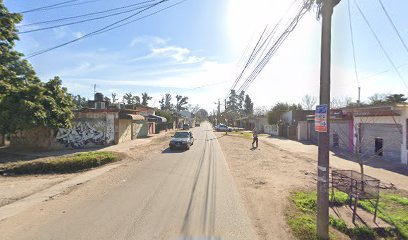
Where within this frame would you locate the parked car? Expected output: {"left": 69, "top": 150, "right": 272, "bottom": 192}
{"left": 214, "top": 124, "right": 232, "bottom": 132}
{"left": 182, "top": 123, "right": 190, "bottom": 130}
{"left": 195, "top": 122, "right": 201, "bottom": 127}
{"left": 169, "top": 131, "right": 194, "bottom": 150}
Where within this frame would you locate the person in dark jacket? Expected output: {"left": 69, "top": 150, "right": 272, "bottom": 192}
{"left": 252, "top": 127, "right": 258, "bottom": 148}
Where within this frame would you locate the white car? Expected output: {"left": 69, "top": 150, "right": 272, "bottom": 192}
{"left": 215, "top": 124, "right": 232, "bottom": 132}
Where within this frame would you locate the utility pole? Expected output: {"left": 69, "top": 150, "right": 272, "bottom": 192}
{"left": 317, "top": 0, "right": 340, "bottom": 239}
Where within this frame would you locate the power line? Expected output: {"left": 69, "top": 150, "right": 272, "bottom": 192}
{"left": 223, "top": 0, "right": 297, "bottom": 102}
{"left": 347, "top": 0, "right": 360, "bottom": 87}
{"left": 18, "top": 0, "right": 157, "bottom": 27}
{"left": 20, "top": 0, "right": 79, "bottom": 14}
{"left": 236, "top": 1, "right": 312, "bottom": 94}
{"left": 19, "top": 2, "right": 158, "bottom": 34}
{"left": 354, "top": 0, "right": 408, "bottom": 91}
{"left": 378, "top": 0, "right": 408, "bottom": 55}
{"left": 25, "top": 0, "right": 185, "bottom": 59}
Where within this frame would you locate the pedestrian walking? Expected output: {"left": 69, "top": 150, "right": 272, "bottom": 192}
{"left": 252, "top": 127, "right": 258, "bottom": 148}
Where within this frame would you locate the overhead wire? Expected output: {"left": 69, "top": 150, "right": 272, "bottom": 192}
{"left": 19, "top": 0, "right": 79, "bottom": 14}
{"left": 18, "top": 2, "right": 159, "bottom": 34}
{"left": 347, "top": 0, "right": 360, "bottom": 88}
{"left": 378, "top": 0, "right": 408, "bottom": 55}
{"left": 354, "top": 0, "right": 408, "bottom": 91}
{"left": 18, "top": 0, "right": 157, "bottom": 27}
{"left": 223, "top": 0, "right": 298, "bottom": 102}
{"left": 236, "top": 0, "right": 312, "bottom": 93}
{"left": 25, "top": 0, "right": 186, "bottom": 59}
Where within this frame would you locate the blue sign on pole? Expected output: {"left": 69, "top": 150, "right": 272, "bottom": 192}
{"left": 315, "top": 104, "right": 328, "bottom": 132}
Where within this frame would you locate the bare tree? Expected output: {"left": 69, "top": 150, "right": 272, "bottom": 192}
{"left": 331, "top": 97, "right": 352, "bottom": 109}
{"left": 301, "top": 94, "right": 317, "bottom": 110}
{"left": 333, "top": 107, "right": 402, "bottom": 179}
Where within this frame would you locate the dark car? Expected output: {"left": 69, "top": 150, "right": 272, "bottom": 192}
{"left": 195, "top": 122, "right": 200, "bottom": 127}
{"left": 169, "top": 131, "right": 194, "bottom": 150}
{"left": 182, "top": 124, "right": 190, "bottom": 130}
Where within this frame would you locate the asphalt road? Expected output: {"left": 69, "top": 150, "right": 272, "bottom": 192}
{"left": 0, "top": 123, "right": 257, "bottom": 240}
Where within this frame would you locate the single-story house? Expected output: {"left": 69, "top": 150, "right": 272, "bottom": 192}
{"left": 10, "top": 108, "right": 148, "bottom": 150}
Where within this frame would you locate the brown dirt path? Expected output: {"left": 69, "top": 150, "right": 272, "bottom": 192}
{"left": 216, "top": 132, "right": 318, "bottom": 240}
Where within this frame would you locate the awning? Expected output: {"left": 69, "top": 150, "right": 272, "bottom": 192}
{"left": 147, "top": 115, "right": 167, "bottom": 123}
{"left": 120, "top": 113, "right": 145, "bottom": 121}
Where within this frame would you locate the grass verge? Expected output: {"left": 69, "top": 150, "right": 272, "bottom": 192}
{"left": 0, "top": 151, "right": 122, "bottom": 175}
{"left": 286, "top": 190, "right": 407, "bottom": 239}
{"left": 230, "top": 131, "right": 269, "bottom": 139}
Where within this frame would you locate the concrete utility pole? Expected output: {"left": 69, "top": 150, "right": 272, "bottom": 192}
{"left": 317, "top": 0, "right": 340, "bottom": 239}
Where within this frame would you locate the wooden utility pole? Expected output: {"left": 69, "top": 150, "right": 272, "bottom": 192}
{"left": 317, "top": 0, "right": 340, "bottom": 239}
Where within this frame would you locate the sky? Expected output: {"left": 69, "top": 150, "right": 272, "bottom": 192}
{"left": 4, "top": 0, "right": 408, "bottom": 112}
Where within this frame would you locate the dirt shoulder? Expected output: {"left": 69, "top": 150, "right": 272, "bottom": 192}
{"left": 261, "top": 136, "right": 408, "bottom": 192}
{"left": 0, "top": 131, "right": 173, "bottom": 209}
{"left": 216, "top": 132, "right": 318, "bottom": 240}
{"left": 218, "top": 133, "right": 408, "bottom": 240}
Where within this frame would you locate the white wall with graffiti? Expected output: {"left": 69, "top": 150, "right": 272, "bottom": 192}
{"left": 56, "top": 114, "right": 115, "bottom": 148}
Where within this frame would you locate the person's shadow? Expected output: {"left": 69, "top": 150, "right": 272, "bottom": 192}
{"left": 250, "top": 146, "right": 257, "bottom": 150}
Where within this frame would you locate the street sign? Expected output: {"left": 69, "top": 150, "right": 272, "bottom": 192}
{"left": 315, "top": 104, "right": 328, "bottom": 132}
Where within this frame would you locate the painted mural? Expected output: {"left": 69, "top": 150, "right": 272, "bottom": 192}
{"left": 56, "top": 118, "right": 114, "bottom": 148}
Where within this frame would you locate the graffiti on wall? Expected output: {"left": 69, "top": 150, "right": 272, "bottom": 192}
{"left": 56, "top": 118, "right": 114, "bottom": 148}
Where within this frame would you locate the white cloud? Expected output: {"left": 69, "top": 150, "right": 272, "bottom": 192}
{"left": 129, "top": 36, "right": 169, "bottom": 47}
{"left": 53, "top": 26, "right": 69, "bottom": 39}
{"left": 73, "top": 31, "right": 84, "bottom": 39}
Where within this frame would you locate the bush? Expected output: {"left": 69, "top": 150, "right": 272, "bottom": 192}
{"left": 0, "top": 151, "right": 121, "bottom": 175}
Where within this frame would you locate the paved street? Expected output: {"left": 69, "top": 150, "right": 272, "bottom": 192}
{"left": 0, "top": 123, "right": 257, "bottom": 240}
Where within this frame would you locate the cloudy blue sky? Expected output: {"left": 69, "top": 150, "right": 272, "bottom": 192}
{"left": 4, "top": 0, "right": 408, "bottom": 111}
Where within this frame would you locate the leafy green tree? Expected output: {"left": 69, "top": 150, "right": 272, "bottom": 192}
{"left": 141, "top": 92, "right": 152, "bottom": 106}
{"left": 267, "top": 102, "right": 303, "bottom": 124}
{"left": 243, "top": 94, "right": 254, "bottom": 116}
{"left": 0, "top": 3, "right": 75, "bottom": 134}
{"left": 123, "top": 93, "right": 140, "bottom": 105}
{"left": 72, "top": 95, "right": 87, "bottom": 109}
{"left": 385, "top": 94, "right": 407, "bottom": 104}
{"left": 155, "top": 109, "right": 174, "bottom": 123}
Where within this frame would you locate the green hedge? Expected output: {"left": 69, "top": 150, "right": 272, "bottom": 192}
{"left": 0, "top": 151, "right": 121, "bottom": 175}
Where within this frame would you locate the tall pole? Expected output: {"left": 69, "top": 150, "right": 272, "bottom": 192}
{"left": 317, "top": 0, "right": 337, "bottom": 239}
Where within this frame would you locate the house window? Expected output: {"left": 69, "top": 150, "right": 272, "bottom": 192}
{"left": 375, "top": 138, "right": 383, "bottom": 156}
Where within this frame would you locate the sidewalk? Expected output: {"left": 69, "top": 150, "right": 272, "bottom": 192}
{"left": 260, "top": 136, "right": 408, "bottom": 192}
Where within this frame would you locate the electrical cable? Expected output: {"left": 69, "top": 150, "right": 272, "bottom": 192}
{"left": 18, "top": 0, "right": 157, "bottom": 27}
{"left": 378, "top": 0, "right": 408, "bottom": 55}
{"left": 25, "top": 0, "right": 184, "bottom": 59}
{"left": 223, "top": 0, "right": 298, "bottom": 102}
{"left": 354, "top": 0, "right": 408, "bottom": 91}
{"left": 20, "top": 0, "right": 80, "bottom": 14}
{"left": 19, "top": 2, "right": 158, "bottom": 34}
{"left": 236, "top": 1, "right": 312, "bottom": 93}
{"left": 347, "top": 0, "right": 360, "bottom": 87}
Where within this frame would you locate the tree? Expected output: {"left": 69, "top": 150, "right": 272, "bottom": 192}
{"left": 155, "top": 109, "right": 173, "bottom": 123}
{"left": 122, "top": 93, "right": 140, "bottom": 105}
{"left": 267, "top": 102, "right": 303, "bottom": 124}
{"left": 301, "top": 94, "right": 317, "bottom": 110}
{"left": 159, "top": 93, "right": 173, "bottom": 111}
{"left": 368, "top": 93, "right": 387, "bottom": 105}
{"left": 243, "top": 94, "right": 254, "bottom": 116}
{"left": 111, "top": 93, "right": 118, "bottom": 103}
{"left": 141, "top": 92, "right": 152, "bottom": 106}
{"left": 331, "top": 97, "right": 352, "bottom": 109}
{"left": 385, "top": 94, "right": 407, "bottom": 104}
{"left": 253, "top": 106, "right": 268, "bottom": 117}
{"left": 72, "top": 94, "right": 87, "bottom": 109}
{"left": 175, "top": 95, "right": 188, "bottom": 111}
{"left": 195, "top": 109, "right": 209, "bottom": 122}
{"left": 187, "top": 104, "right": 200, "bottom": 114}
{"left": 0, "top": 3, "right": 74, "bottom": 135}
